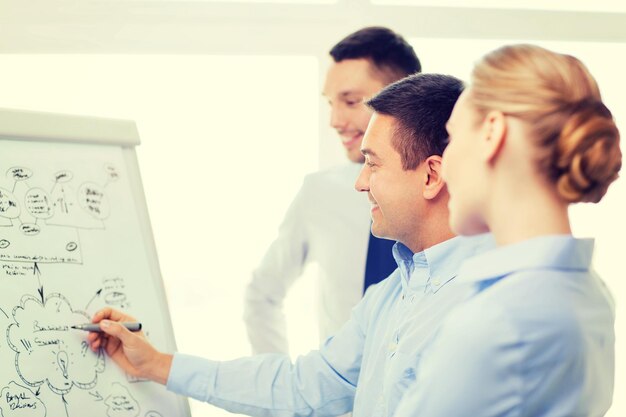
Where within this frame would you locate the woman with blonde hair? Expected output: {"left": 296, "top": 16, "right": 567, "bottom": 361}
{"left": 393, "top": 44, "right": 621, "bottom": 417}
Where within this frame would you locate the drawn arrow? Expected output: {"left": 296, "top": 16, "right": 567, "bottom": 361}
{"left": 62, "top": 394, "right": 70, "bottom": 417}
{"left": 62, "top": 187, "right": 70, "bottom": 213}
{"left": 35, "top": 386, "right": 41, "bottom": 396}
{"left": 89, "top": 391, "right": 103, "bottom": 401}
{"left": 33, "top": 262, "right": 44, "bottom": 303}
{"left": 85, "top": 289, "right": 103, "bottom": 311}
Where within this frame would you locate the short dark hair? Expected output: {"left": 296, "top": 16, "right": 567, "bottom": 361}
{"left": 367, "top": 73, "right": 464, "bottom": 170}
{"left": 329, "top": 27, "right": 421, "bottom": 81}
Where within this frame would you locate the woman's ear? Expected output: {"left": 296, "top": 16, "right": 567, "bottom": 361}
{"left": 423, "top": 155, "right": 446, "bottom": 200}
{"left": 481, "top": 110, "right": 507, "bottom": 164}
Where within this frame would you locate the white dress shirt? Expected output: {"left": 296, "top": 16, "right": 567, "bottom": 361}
{"left": 244, "top": 163, "right": 372, "bottom": 354}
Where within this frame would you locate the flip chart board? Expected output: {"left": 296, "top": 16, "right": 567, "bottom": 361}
{"left": 0, "top": 108, "right": 190, "bottom": 417}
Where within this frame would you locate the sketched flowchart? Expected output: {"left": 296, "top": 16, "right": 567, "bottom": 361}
{"left": 0, "top": 162, "right": 155, "bottom": 417}
{"left": 0, "top": 265, "right": 151, "bottom": 417}
{"left": 6, "top": 293, "right": 105, "bottom": 395}
{"left": 0, "top": 262, "right": 154, "bottom": 417}
{"left": 0, "top": 112, "right": 184, "bottom": 417}
{"left": 0, "top": 164, "right": 119, "bottom": 265}
{"left": 2, "top": 293, "right": 150, "bottom": 417}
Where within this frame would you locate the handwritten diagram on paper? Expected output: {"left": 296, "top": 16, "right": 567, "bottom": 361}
{"left": 0, "top": 163, "right": 118, "bottom": 264}
{"left": 0, "top": 140, "right": 182, "bottom": 417}
{"left": 7, "top": 293, "right": 105, "bottom": 394}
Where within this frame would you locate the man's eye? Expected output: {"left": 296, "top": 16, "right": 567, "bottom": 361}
{"left": 346, "top": 98, "right": 362, "bottom": 107}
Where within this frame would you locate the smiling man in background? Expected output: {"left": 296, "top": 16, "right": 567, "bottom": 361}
{"left": 244, "top": 27, "right": 422, "bottom": 354}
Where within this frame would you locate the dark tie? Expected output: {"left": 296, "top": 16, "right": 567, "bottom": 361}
{"left": 363, "top": 231, "right": 397, "bottom": 294}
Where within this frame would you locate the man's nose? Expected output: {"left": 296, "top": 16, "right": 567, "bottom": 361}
{"left": 355, "top": 165, "right": 370, "bottom": 192}
{"left": 330, "top": 105, "right": 347, "bottom": 130}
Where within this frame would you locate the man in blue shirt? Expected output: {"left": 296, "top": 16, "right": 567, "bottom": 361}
{"left": 87, "top": 73, "right": 493, "bottom": 417}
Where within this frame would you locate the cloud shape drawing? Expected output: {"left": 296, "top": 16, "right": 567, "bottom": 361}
{"left": 7, "top": 294, "right": 105, "bottom": 395}
{"left": 104, "top": 383, "right": 140, "bottom": 417}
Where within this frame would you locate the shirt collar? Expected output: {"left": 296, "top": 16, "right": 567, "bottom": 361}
{"left": 392, "top": 233, "right": 495, "bottom": 292}
{"left": 457, "top": 235, "right": 594, "bottom": 284}
{"left": 392, "top": 242, "right": 421, "bottom": 289}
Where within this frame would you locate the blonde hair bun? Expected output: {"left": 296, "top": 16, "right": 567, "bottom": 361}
{"left": 556, "top": 100, "right": 621, "bottom": 203}
{"left": 471, "top": 44, "right": 621, "bottom": 204}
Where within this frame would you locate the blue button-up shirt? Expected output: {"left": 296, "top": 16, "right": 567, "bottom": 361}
{"left": 394, "top": 235, "right": 615, "bottom": 417}
{"left": 166, "top": 234, "right": 494, "bottom": 417}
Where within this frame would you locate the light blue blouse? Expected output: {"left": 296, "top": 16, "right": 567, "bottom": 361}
{"left": 393, "top": 235, "right": 615, "bottom": 417}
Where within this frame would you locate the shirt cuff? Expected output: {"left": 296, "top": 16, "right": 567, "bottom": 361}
{"left": 166, "top": 352, "right": 219, "bottom": 402}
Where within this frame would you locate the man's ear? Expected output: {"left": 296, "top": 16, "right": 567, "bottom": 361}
{"left": 423, "top": 155, "right": 446, "bottom": 200}
{"left": 480, "top": 110, "right": 507, "bottom": 164}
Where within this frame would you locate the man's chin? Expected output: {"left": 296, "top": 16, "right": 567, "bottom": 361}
{"left": 370, "top": 225, "right": 390, "bottom": 240}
